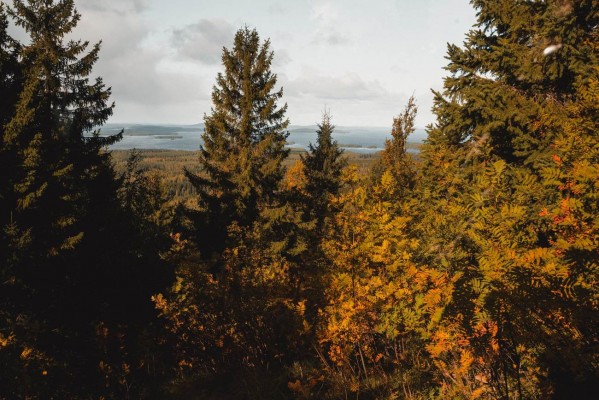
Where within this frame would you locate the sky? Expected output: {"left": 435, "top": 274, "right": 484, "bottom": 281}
{"left": 8, "top": 0, "right": 478, "bottom": 127}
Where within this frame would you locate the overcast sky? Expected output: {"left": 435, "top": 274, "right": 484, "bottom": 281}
{"left": 9, "top": 0, "right": 478, "bottom": 127}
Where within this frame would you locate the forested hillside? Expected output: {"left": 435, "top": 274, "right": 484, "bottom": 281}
{"left": 1, "top": 1, "right": 597, "bottom": 399}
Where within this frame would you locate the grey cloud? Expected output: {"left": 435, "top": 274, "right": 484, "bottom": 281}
{"left": 6, "top": 1, "right": 151, "bottom": 60}
{"left": 75, "top": 9, "right": 149, "bottom": 62}
{"left": 310, "top": 1, "right": 351, "bottom": 46}
{"left": 98, "top": 49, "right": 206, "bottom": 106}
{"left": 76, "top": 0, "right": 150, "bottom": 13}
{"left": 285, "top": 72, "right": 388, "bottom": 100}
{"left": 272, "top": 48, "right": 291, "bottom": 68}
{"left": 172, "top": 19, "right": 234, "bottom": 65}
{"left": 7, "top": 0, "right": 199, "bottom": 111}
{"left": 313, "top": 30, "right": 350, "bottom": 46}
{"left": 74, "top": 0, "right": 209, "bottom": 107}
{"left": 268, "top": 3, "right": 286, "bottom": 14}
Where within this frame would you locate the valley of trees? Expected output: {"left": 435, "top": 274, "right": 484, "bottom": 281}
{"left": 0, "top": 0, "right": 597, "bottom": 399}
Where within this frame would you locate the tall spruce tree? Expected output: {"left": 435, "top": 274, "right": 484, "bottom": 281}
{"left": 0, "top": 4, "right": 19, "bottom": 127}
{"left": 416, "top": 0, "right": 599, "bottom": 397}
{"left": 156, "top": 29, "right": 312, "bottom": 394}
{"left": 0, "top": 4, "right": 20, "bottom": 252}
{"left": 3, "top": 0, "right": 119, "bottom": 264}
{"left": 0, "top": 6, "right": 26, "bottom": 395}
{"left": 0, "top": 1, "right": 150, "bottom": 398}
{"left": 301, "top": 110, "right": 345, "bottom": 231}
{"left": 186, "top": 27, "right": 289, "bottom": 257}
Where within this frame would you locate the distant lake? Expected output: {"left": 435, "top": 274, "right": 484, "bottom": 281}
{"left": 100, "top": 123, "right": 426, "bottom": 154}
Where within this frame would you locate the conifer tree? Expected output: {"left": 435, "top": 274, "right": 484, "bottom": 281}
{"left": 379, "top": 95, "right": 417, "bottom": 195}
{"left": 301, "top": 110, "right": 345, "bottom": 231}
{"left": 426, "top": 0, "right": 597, "bottom": 164}
{"left": 0, "top": 4, "right": 21, "bottom": 253}
{"left": 3, "top": 0, "right": 119, "bottom": 264}
{"left": 186, "top": 27, "right": 289, "bottom": 257}
{"left": 156, "top": 28, "right": 302, "bottom": 395}
{"left": 0, "top": 4, "right": 19, "bottom": 127}
{"left": 416, "top": 0, "right": 599, "bottom": 397}
{"left": 0, "top": 1, "right": 147, "bottom": 397}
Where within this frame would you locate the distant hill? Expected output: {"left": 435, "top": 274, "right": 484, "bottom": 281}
{"left": 101, "top": 123, "right": 427, "bottom": 151}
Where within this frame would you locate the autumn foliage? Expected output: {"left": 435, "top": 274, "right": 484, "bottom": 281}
{"left": 1, "top": 0, "right": 598, "bottom": 399}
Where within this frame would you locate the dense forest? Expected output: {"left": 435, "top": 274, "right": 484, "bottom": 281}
{"left": 0, "top": 0, "right": 597, "bottom": 399}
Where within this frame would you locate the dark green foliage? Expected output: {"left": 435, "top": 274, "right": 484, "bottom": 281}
{"left": 119, "top": 150, "right": 174, "bottom": 240}
{"left": 0, "top": 3, "right": 19, "bottom": 127}
{"left": 290, "top": 111, "right": 347, "bottom": 324}
{"left": 0, "top": 3, "right": 21, "bottom": 265}
{"left": 426, "top": 0, "right": 598, "bottom": 163}
{"left": 301, "top": 110, "right": 346, "bottom": 231}
{"left": 0, "top": 1, "right": 171, "bottom": 398}
{"left": 185, "top": 27, "right": 289, "bottom": 258}
{"left": 0, "top": 0, "right": 124, "bottom": 396}
{"left": 3, "top": 0, "right": 119, "bottom": 264}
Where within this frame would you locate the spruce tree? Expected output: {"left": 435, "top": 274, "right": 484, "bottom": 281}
{"left": 0, "top": 4, "right": 21, "bottom": 255}
{"left": 425, "top": 0, "right": 597, "bottom": 164}
{"left": 0, "top": 4, "right": 19, "bottom": 127}
{"left": 3, "top": 0, "right": 119, "bottom": 264}
{"left": 158, "top": 29, "right": 311, "bottom": 392}
{"left": 0, "top": 1, "right": 142, "bottom": 397}
{"left": 301, "top": 110, "right": 345, "bottom": 231}
{"left": 186, "top": 27, "right": 289, "bottom": 257}
{"left": 416, "top": 0, "right": 599, "bottom": 397}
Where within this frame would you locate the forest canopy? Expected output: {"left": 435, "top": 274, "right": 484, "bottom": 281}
{"left": 0, "top": 0, "right": 597, "bottom": 399}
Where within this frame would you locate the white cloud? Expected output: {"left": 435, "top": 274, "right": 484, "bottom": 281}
{"left": 74, "top": 3, "right": 149, "bottom": 61}
{"left": 5, "top": 0, "right": 478, "bottom": 126}
{"left": 171, "top": 19, "right": 234, "bottom": 64}
{"left": 272, "top": 48, "right": 291, "bottom": 68}
{"left": 268, "top": 3, "right": 286, "bottom": 15}
{"left": 310, "top": 2, "right": 338, "bottom": 24}
{"left": 100, "top": 49, "right": 204, "bottom": 105}
{"left": 72, "top": 0, "right": 209, "bottom": 117}
{"left": 285, "top": 70, "right": 389, "bottom": 101}
{"left": 309, "top": 1, "right": 351, "bottom": 46}
{"left": 76, "top": 0, "right": 150, "bottom": 13}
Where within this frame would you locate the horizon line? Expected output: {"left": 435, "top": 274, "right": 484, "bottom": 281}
{"left": 103, "top": 121, "right": 429, "bottom": 130}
